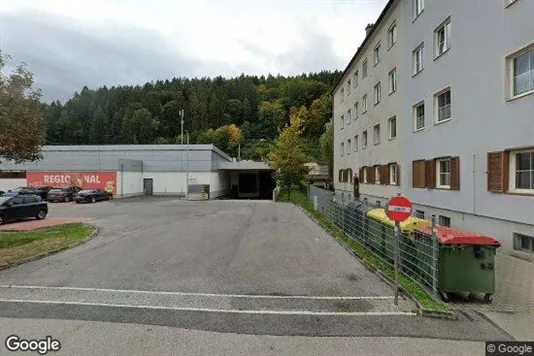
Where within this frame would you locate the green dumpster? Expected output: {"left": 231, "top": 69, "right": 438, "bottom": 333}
{"left": 366, "top": 208, "right": 431, "bottom": 266}
{"left": 416, "top": 226, "right": 501, "bottom": 304}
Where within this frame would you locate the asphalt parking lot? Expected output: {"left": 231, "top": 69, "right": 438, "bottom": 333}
{"left": 0, "top": 197, "right": 514, "bottom": 340}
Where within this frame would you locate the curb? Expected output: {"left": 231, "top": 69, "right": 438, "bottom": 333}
{"left": 0, "top": 224, "right": 99, "bottom": 272}
{"left": 294, "top": 204, "right": 456, "bottom": 320}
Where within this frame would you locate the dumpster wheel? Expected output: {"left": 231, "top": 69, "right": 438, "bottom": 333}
{"left": 483, "top": 293, "right": 493, "bottom": 304}
{"left": 439, "top": 291, "right": 449, "bottom": 302}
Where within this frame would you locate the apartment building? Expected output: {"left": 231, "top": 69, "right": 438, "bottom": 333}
{"left": 333, "top": 0, "right": 534, "bottom": 259}
{"left": 333, "top": 0, "right": 404, "bottom": 204}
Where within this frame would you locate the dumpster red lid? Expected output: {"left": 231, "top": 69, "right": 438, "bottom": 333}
{"left": 417, "top": 226, "right": 501, "bottom": 246}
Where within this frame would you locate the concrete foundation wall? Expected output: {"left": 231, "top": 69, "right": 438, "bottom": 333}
{"left": 210, "top": 172, "right": 229, "bottom": 198}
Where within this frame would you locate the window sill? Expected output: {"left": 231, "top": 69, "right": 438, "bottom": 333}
{"left": 413, "top": 127, "right": 425, "bottom": 133}
{"left": 433, "top": 48, "right": 450, "bottom": 61}
{"left": 362, "top": 110, "right": 368, "bottom": 114}
{"left": 388, "top": 89, "right": 396, "bottom": 96}
{"left": 412, "top": 10, "right": 424, "bottom": 23}
{"left": 505, "top": 0, "right": 518, "bottom": 8}
{"left": 374, "top": 142, "right": 380, "bottom": 146}
{"left": 374, "top": 102, "right": 381, "bottom": 106}
{"left": 506, "top": 190, "right": 534, "bottom": 196}
{"left": 507, "top": 90, "right": 534, "bottom": 102}
{"left": 388, "top": 136, "right": 397, "bottom": 141}
{"left": 435, "top": 118, "right": 452, "bottom": 125}
{"left": 374, "top": 61, "right": 380, "bottom": 67}
{"left": 435, "top": 186, "right": 451, "bottom": 190}
{"left": 387, "top": 43, "right": 395, "bottom": 51}
{"left": 412, "top": 69, "right": 424, "bottom": 78}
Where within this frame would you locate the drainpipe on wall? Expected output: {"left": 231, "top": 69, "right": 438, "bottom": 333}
{"left": 473, "top": 153, "right": 477, "bottom": 215}
{"left": 120, "top": 164, "right": 124, "bottom": 199}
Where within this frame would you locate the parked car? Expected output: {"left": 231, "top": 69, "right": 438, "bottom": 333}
{"left": 47, "top": 186, "right": 82, "bottom": 202}
{"left": 5, "top": 186, "right": 53, "bottom": 200}
{"left": 0, "top": 194, "right": 48, "bottom": 225}
{"left": 74, "top": 189, "right": 112, "bottom": 203}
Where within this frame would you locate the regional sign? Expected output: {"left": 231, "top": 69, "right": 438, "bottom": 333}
{"left": 26, "top": 172, "right": 118, "bottom": 194}
{"left": 385, "top": 196, "right": 412, "bottom": 222}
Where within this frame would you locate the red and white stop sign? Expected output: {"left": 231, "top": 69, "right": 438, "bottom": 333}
{"left": 385, "top": 196, "right": 412, "bottom": 222}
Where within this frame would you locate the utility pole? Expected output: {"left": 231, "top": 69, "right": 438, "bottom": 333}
{"left": 185, "top": 130, "right": 189, "bottom": 197}
{"left": 180, "top": 109, "right": 185, "bottom": 145}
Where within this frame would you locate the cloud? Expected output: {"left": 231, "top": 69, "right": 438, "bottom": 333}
{"left": 0, "top": 6, "right": 346, "bottom": 102}
{"left": 0, "top": 8, "right": 236, "bottom": 102}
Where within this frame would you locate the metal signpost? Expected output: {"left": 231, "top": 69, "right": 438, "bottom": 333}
{"left": 385, "top": 194, "right": 413, "bottom": 306}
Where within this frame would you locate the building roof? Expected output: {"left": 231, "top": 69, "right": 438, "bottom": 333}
{"left": 218, "top": 160, "right": 271, "bottom": 171}
{"left": 331, "top": 0, "right": 397, "bottom": 94}
{"left": 40, "top": 144, "right": 233, "bottom": 161}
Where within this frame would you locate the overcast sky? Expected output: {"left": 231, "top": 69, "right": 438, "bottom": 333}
{"left": 0, "top": 0, "right": 387, "bottom": 102}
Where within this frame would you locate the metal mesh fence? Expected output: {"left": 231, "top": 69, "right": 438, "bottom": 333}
{"left": 308, "top": 185, "right": 440, "bottom": 297}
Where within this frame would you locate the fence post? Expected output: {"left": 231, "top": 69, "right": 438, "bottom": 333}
{"left": 394, "top": 222, "right": 400, "bottom": 306}
{"left": 431, "top": 215, "right": 439, "bottom": 298}
{"left": 341, "top": 193, "right": 345, "bottom": 231}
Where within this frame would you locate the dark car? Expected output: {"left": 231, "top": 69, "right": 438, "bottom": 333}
{"left": 47, "top": 186, "right": 82, "bottom": 202}
{"left": 0, "top": 194, "right": 48, "bottom": 225}
{"left": 74, "top": 189, "right": 112, "bottom": 203}
{"left": 6, "top": 186, "right": 53, "bottom": 200}
{"left": 29, "top": 186, "right": 54, "bottom": 200}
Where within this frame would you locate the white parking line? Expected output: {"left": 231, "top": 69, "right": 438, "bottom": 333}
{"left": 0, "top": 285, "right": 395, "bottom": 301}
{"left": 0, "top": 299, "right": 416, "bottom": 316}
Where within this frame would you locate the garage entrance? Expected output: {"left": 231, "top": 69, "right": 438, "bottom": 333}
{"left": 228, "top": 171, "right": 275, "bottom": 199}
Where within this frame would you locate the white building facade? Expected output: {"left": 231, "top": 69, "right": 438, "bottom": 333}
{"left": 333, "top": 0, "right": 534, "bottom": 260}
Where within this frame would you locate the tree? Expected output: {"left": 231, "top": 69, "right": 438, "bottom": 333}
{"left": 266, "top": 111, "right": 310, "bottom": 200}
{"left": 319, "top": 119, "right": 334, "bottom": 188}
{"left": 90, "top": 106, "right": 108, "bottom": 144}
{"left": 228, "top": 123, "right": 244, "bottom": 156}
{"left": 0, "top": 52, "right": 44, "bottom": 163}
{"left": 160, "top": 100, "right": 183, "bottom": 140}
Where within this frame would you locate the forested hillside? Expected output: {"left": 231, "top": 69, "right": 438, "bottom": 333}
{"left": 42, "top": 71, "right": 342, "bottom": 161}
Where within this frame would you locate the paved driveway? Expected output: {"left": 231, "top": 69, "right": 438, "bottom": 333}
{"left": 0, "top": 198, "right": 513, "bottom": 341}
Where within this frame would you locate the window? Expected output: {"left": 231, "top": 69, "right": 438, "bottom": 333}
{"left": 514, "top": 233, "right": 534, "bottom": 253}
{"left": 436, "top": 89, "right": 451, "bottom": 122}
{"left": 362, "top": 59, "right": 368, "bottom": 78}
{"left": 374, "top": 43, "right": 381, "bottom": 65}
{"left": 512, "top": 49, "right": 534, "bottom": 96}
{"left": 354, "top": 135, "right": 359, "bottom": 152}
{"left": 388, "top": 116, "right": 397, "bottom": 139}
{"left": 354, "top": 102, "right": 359, "bottom": 120}
{"left": 341, "top": 114, "right": 345, "bottom": 129}
{"left": 347, "top": 109, "right": 352, "bottom": 125}
{"left": 435, "top": 19, "right": 451, "bottom": 57}
{"left": 354, "top": 71, "right": 359, "bottom": 87}
{"left": 413, "top": 0, "right": 424, "bottom": 19}
{"left": 374, "top": 82, "right": 381, "bottom": 105}
{"left": 510, "top": 149, "right": 534, "bottom": 192}
{"left": 347, "top": 79, "right": 352, "bottom": 95}
{"left": 341, "top": 88, "right": 345, "bottom": 102}
{"left": 389, "top": 163, "right": 398, "bottom": 185}
{"left": 362, "top": 131, "right": 368, "bottom": 148}
{"left": 373, "top": 124, "right": 381, "bottom": 145}
{"left": 439, "top": 215, "right": 451, "bottom": 227}
{"left": 413, "top": 102, "right": 425, "bottom": 131}
{"left": 362, "top": 95, "right": 368, "bottom": 113}
{"left": 413, "top": 44, "right": 424, "bottom": 74}
{"left": 389, "top": 68, "right": 397, "bottom": 94}
{"left": 388, "top": 22, "right": 397, "bottom": 48}
{"left": 375, "top": 166, "right": 381, "bottom": 184}
{"left": 363, "top": 167, "right": 368, "bottom": 183}
{"left": 347, "top": 139, "right": 352, "bottom": 154}
{"left": 341, "top": 142, "right": 345, "bottom": 156}
{"left": 437, "top": 158, "right": 451, "bottom": 188}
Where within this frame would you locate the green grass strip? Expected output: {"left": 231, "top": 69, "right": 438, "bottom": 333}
{"left": 279, "top": 188, "right": 448, "bottom": 312}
